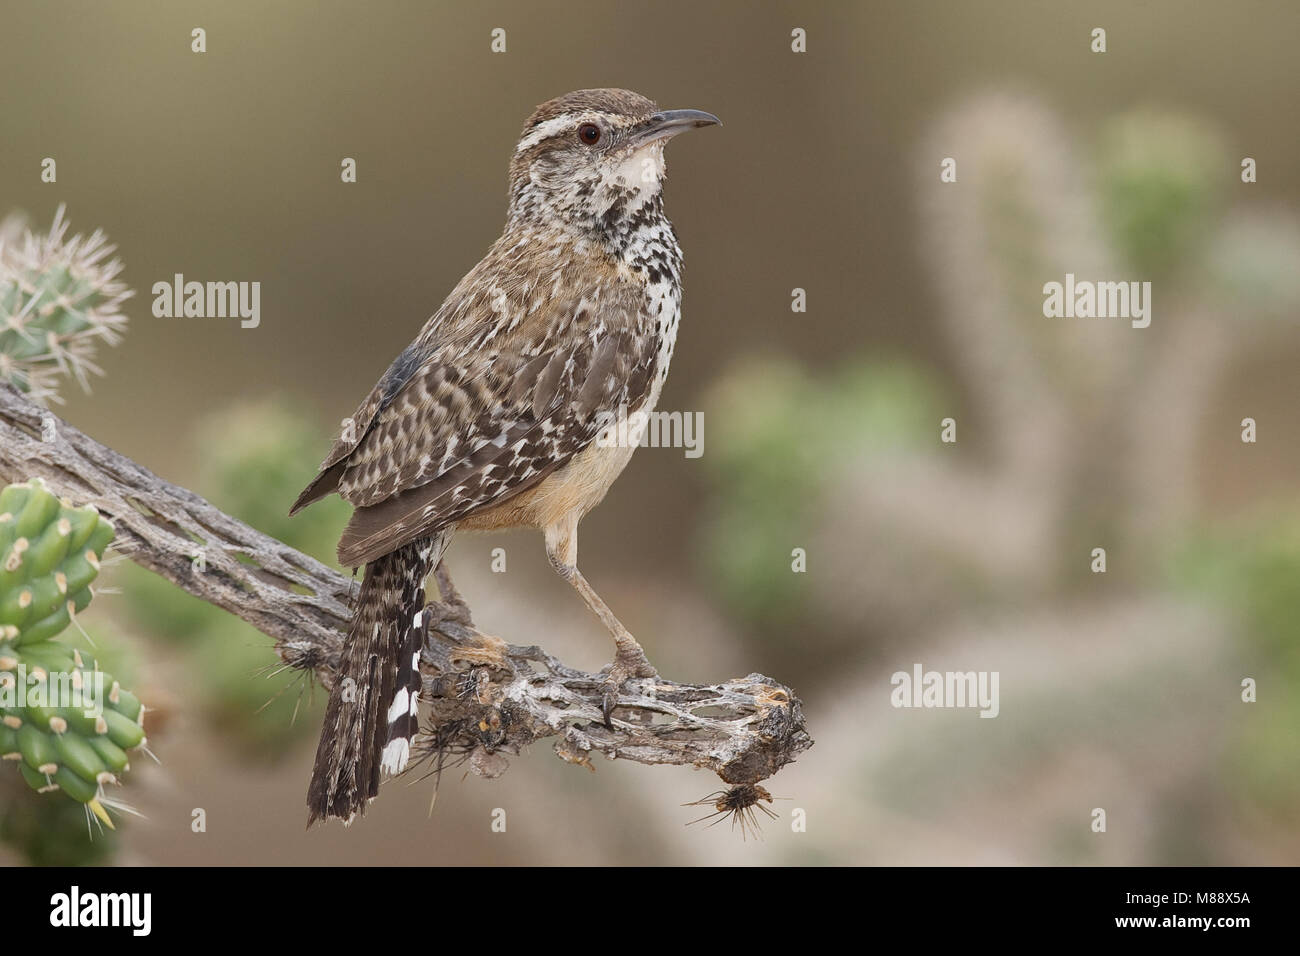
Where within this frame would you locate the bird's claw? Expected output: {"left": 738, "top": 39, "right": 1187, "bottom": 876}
{"left": 598, "top": 652, "right": 657, "bottom": 729}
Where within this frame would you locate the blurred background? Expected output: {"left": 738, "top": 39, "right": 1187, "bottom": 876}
{"left": 1, "top": 0, "right": 1298, "bottom": 864}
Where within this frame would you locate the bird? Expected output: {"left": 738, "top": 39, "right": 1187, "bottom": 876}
{"left": 291, "top": 88, "right": 720, "bottom": 825}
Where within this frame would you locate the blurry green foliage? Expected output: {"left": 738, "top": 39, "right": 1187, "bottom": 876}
{"left": 1096, "top": 112, "right": 1228, "bottom": 277}
{"left": 1167, "top": 509, "right": 1300, "bottom": 818}
{"left": 698, "top": 355, "right": 944, "bottom": 638}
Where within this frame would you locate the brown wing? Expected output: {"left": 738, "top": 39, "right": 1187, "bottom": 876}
{"left": 288, "top": 338, "right": 436, "bottom": 515}
{"left": 292, "top": 265, "right": 657, "bottom": 568}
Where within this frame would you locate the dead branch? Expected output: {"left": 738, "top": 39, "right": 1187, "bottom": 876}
{"left": 0, "top": 383, "right": 812, "bottom": 791}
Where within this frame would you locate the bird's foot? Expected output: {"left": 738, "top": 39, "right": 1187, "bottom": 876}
{"left": 598, "top": 646, "right": 658, "bottom": 729}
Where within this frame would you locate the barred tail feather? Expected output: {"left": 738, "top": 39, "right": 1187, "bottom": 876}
{"left": 380, "top": 605, "right": 424, "bottom": 775}
{"left": 307, "top": 533, "right": 447, "bottom": 825}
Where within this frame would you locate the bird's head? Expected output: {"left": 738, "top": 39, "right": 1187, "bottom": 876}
{"left": 506, "top": 88, "right": 720, "bottom": 236}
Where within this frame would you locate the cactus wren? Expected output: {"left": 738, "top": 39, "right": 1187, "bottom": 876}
{"left": 292, "top": 88, "right": 720, "bottom": 824}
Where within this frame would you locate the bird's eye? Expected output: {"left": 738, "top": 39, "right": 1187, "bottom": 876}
{"left": 577, "top": 123, "right": 602, "bottom": 145}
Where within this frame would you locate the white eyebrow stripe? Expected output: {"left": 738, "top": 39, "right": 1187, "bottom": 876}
{"left": 515, "top": 112, "right": 601, "bottom": 153}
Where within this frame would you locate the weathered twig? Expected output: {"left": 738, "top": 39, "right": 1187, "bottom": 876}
{"left": 0, "top": 383, "right": 812, "bottom": 791}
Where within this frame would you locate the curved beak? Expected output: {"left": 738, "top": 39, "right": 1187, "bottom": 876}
{"left": 627, "top": 109, "right": 722, "bottom": 147}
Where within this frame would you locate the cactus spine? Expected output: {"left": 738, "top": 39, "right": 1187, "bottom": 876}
{"left": 0, "top": 205, "right": 130, "bottom": 404}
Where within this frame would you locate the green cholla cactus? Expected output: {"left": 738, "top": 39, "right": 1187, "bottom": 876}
{"left": 0, "top": 205, "right": 130, "bottom": 404}
{"left": 0, "top": 478, "right": 144, "bottom": 829}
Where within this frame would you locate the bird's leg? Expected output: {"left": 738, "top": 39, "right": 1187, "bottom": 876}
{"left": 545, "top": 520, "right": 656, "bottom": 726}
